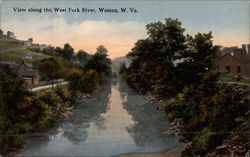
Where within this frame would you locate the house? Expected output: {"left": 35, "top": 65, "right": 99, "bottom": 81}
{"left": 29, "top": 43, "right": 50, "bottom": 50}
{"left": 18, "top": 61, "right": 40, "bottom": 85}
{"left": 215, "top": 44, "right": 250, "bottom": 77}
{"left": 22, "top": 53, "right": 43, "bottom": 60}
{"left": 23, "top": 38, "right": 33, "bottom": 46}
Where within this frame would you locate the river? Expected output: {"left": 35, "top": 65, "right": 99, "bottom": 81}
{"left": 19, "top": 78, "right": 179, "bottom": 157}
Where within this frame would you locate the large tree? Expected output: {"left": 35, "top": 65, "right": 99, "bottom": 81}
{"left": 61, "top": 43, "right": 74, "bottom": 60}
{"left": 76, "top": 50, "right": 89, "bottom": 67}
{"left": 36, "top": 57, "right": 62, "bottom": 89}
{"left": 85, "top": 45, "right": 112, "bottom": 78}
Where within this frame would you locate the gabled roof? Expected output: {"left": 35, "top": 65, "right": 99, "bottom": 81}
{"left": 19, "top": 61, "right": 33, "bottom": 68}
{"left": 215, "top": 53, "right": 250, "bottom": 63}
{"left": 21, "top": 68, "right": 37, "bottom": 77}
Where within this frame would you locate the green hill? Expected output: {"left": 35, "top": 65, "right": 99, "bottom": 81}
{"left": 0, "top": 49, "right": 51, "bottom": 63}
{"left": 0, "top": 40, "right": 24, "bottom": 50}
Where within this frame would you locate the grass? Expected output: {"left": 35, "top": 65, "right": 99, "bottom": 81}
{"left": 0, "top": 49, "right": 51, "bottom": 63}
{"left": 0, "top": 40, "right": 23, "bottom": 50}
{"left": 218, "top": 70, "right": 250, "bottom": 83}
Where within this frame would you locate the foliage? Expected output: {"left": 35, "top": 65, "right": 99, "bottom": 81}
{"left": 0, "top": 64, "right": 58, "bottom": 155}
{"left": 123, "top": 18, "right": 249, "bottom": 156}
{"left": 85, "top": 45, "right": 112, "bottom": 80}
{"left": 36, "top": 57, "right": 62, "bottom": 87}
{"left": 61, "top": 43, "right": 74, "bottom": 60}
{"left": 66, "top": 68, "right": 101, "bottom": 94}
{"left": 119, "top": 62, "right": 127, "bottom": 75}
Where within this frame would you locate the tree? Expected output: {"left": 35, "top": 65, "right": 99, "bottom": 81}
{"left": 76, "top": 50, "right": 88, "bottom": 61}
{"left": 76, "top": 50, "right": 89, "bottom": 67}
{"left": 125, "top": 18, "right": 186, "bottom": 96}
{"left": 85, "top": 45, "right": 112, "bottom": 78}
{"left": 36, "top": 57, "right": 61, "bottom": 89}
{"left": 96, "top": 45, "right": 108, "bottom": 55}
{"left": 61, "top": 43, "right": 74, "bottom": 60}
{"left": 66, "top": 68, "right": 100, "bottom": 93}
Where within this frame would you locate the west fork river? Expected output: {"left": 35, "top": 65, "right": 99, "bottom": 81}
{"left": 19, "top": 78, "right": 179, "bottom": 157}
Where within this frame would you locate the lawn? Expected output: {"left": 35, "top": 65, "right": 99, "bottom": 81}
{"left": 0, "top": 49, "right": 51, "bottom": 63}
{"left": 0, "top": 40, "right": 23, "bottom": 50}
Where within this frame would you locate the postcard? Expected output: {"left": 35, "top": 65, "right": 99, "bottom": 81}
{"left": 0, "top": 0, "right": 249, "bottom": 157}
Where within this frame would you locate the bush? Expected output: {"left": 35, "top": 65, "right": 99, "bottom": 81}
{"left": 183, "top": 128, "right": 214, "bottom": 156}
{"left": 66, "top": 68, "right": 100, "bottom": 94}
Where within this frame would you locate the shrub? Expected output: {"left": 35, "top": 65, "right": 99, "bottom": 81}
{"left": 66, "top": 68, "right": 100, "bottom": 94}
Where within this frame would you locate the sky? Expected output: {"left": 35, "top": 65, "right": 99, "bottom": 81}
{"left": 0, "top": 0, "right": 249, "bottom": 59}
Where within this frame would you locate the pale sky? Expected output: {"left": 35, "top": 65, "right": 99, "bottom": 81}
{"left": 0, "top": 0, "right": 249, "bottom": 59}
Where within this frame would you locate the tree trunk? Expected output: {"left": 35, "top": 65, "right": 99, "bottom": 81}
{"left": 52, "top": 79, "right": 54, "bottom": 90}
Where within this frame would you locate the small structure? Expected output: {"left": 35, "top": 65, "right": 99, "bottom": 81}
{"left": 23, "top": 38, "right": 33, "bottom": 46}
{"left": 22, "top": 53, "right": 43, "bottom": 60}
{"left": 215, "top": 44, "right": 250, "bottom": 77}
{"left": 29, "top": 44, "right": 50, "bottom": 50}
{"left": 18, "top": 61, "right": 40, "bottom": 85}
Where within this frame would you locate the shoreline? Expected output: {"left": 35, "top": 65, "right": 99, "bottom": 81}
{"left": 116, "top": 93, "right": 189, "bottom": 157}
{"left": 116, "top": 142, "right": 187, "bottom": 157}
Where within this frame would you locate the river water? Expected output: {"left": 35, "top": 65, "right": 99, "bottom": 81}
{"left": 19, "top": 78, "right": 179, "bottom": 157}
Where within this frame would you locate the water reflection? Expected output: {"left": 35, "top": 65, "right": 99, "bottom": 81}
{"left": 119, "top": 78, "right": 179, "bottom": 152}
{"left": 19, "top": 78, "right": 179, "bottom": 157}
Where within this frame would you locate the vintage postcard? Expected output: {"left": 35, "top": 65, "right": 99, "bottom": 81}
{"left": 0, "top": 0, "right": 249, "bottom": 157}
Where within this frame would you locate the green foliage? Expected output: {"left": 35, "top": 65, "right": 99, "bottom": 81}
{"left": 66, "top": 68, "right": 101, "bottom": 94}
{"left": 36, "top": 57, "right": 62, "bottom": 85}
{"left": 119, "top": 62, "right": 127, "bottom": 75}
{"left": 0, "top": 40, "right": 23, "bottom": 49}
{"left": 123, "top": 17, "right": 249, "bottom": 156}
{"left": 85, "top": 45, "right": 112, "bottom": 79}
{"left": 183, "top": 128, "right": 214, "bottom": 155}
{"left": 124, "top": 18, "right": 219, "bottom": 98}
{"left": 166, "top": 82, "right": 249, "bottom": 155}
{"left": 62, "top": 43, "right": 74, "bottom": 60}
{"left": 0, "top": 64, "right": 58, "bottom": 155}
{"left": 54, "top": 85, "right": 73, "bottom": 105}
{"left": 34, "top": 89, "right": 61, "bottom": 107}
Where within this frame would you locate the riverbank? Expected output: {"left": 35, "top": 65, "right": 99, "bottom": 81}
{"left": 3, "top": 85, "right": 81, "bottom": 157}
{"left": 117, "top": 143, "right": 186, "bottom": 157}
{"left": 116, "top": 93, "right": 188, "bottom": 157}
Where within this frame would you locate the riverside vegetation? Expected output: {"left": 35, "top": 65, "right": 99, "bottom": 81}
{"left": 0, "top": 45, "right": 111, "bottom": 156}
{"left": 120, "top": 18, "right": 249, "bottom": 156}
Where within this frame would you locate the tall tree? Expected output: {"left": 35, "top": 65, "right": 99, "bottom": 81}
{"left": 85, "top": 45, "right": 112, "bottom": 78}
{"left": 62, "top": 43, "right": 74, "bottom": 60}
{"left": 36, "top": 57, "right": 61, "bottom": 89}
{"left": 126, "top": 18, "right": 186, "bottom": 96}
{"left": 76, "top": 50, "right": 89, "bottom": 67}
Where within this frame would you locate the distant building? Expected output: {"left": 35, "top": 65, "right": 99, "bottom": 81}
{"left": 215, "top": 44, "right": 250, "bottom": 77}
{"left": 18, "top": 61, "right": 40, "bottom": 85}
{"left": 22, "top": 53, "right": 43, "bottom": 60}
{"left": 30, "top": 44, "right": 50, "bottom": 50}
{"left": 23, "top": 38, "right": 33, "bottom": 46}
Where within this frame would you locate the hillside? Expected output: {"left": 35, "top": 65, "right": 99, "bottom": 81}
{"left": 0, "top": 48, "right": 51, "bottom": 63}
{"left": 0, "top": 40, "right": 24, "bottom": 50}
{"left": 112, "top": 56, "right": 131, "bottom": 73}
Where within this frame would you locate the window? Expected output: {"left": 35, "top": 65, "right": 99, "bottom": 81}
{"left": 225, "top": 66, "right": 230, "bottom": 72}
{"left": 237, "top": 66, "right": 241, "bottom": 73}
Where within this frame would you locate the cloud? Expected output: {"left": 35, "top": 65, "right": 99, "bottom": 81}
{"left": 1, "top": 16, "right": 147, "bottom": 58}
